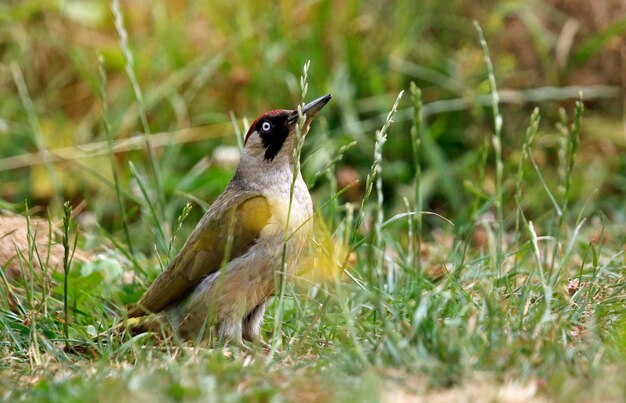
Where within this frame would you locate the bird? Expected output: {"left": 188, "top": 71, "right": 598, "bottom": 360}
{"left": 123, "top": 94, "right": 332, "bottom": 346}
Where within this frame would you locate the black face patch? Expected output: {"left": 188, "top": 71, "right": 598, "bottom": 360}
{"left": 253, "top": 110, "right": 292, "bottom": 161}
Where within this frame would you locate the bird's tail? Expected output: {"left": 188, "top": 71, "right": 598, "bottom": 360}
{"left": 109, "top": 315, "right": 170, "bottom": 336}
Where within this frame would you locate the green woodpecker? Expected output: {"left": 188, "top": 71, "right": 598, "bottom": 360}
{"left": 125, "top": 94, "right": 332, "bottom": 345}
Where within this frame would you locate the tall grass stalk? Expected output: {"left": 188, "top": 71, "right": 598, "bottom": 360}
{"left": 475, "top": 22, "right": 505, "bottom": 274}
{"left": 547, "top": 98, "right": 584, "bottom": 274}
{"left": 98, "top": 55, "right": 135, "bottom": 256}
{"left": 373, "top": 116, "right": 389, "bottom": 275}
{"left": 129, "top": 161, "right": 167, "bottom": 254}
{"left": 514, "top": 108, "right": 540, "bottom": 252}
{"left": 42, "top": 213, "right": 53, "bottom": 316}
{"left": 525, "top": 220, "right": 552, "bottom": 324}
{"left": 562, "top": 96, "right": 584, "bottom": 219}
{"left": 21, "top": 204, "right": 42, "bottom": 367}
{"left": 409, "top": 82, "right": 423, "bottom": 271}
{"left": 23, "top": 204, "right": 36, "bottom": 312}
{"left": 61, "top": 202, "right": 78, "bottom": 350}
{"left": 365, "top": 91, "right": 403, "bottom": 281}
{"left": 168, "top": 202, "right": 193, "bottom": 260}
{"left": 371, "top": 105, "right": 392, "bottom": 333}
{"left": 111, "top": 0, "right": 164, "bottom": 210}
{"left": 353, "top": 91, "right": 404, "bottom": 248}
{"left": 269, "top": 61, "right": 311, "bottom": 361}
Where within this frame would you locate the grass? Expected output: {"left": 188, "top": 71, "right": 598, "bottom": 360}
{"left": 271, "top": 60, "right": 312, "bottom": 361}
{"left": 2, "top": 1, "right": 626, "bottom": 401}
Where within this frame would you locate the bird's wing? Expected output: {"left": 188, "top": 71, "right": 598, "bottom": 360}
{"left": 127, "top": 192, "right": 270, "bottom": 317}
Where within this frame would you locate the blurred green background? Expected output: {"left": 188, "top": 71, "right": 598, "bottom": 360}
{"left": 1, "top": 0, "right": 625, "bottom": 238}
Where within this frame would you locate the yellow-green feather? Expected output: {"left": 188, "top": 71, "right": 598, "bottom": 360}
{"left": 127, "top": 195, "right": 270, "bottom": 318}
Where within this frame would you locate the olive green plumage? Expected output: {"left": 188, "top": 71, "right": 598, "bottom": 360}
{"left": 127, "top": 194, "right": 270, "bottom": 318}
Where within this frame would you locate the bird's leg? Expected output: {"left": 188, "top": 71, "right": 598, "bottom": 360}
{"left": 242, "top": 301, "right": 267, "bottom": 343}
{"left": 217, "top": 318, "right": 245, "bottom": 347}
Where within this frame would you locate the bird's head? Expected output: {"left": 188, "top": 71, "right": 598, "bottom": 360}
{"left": 242, "top": 94, "right": 331, "bottom": 163}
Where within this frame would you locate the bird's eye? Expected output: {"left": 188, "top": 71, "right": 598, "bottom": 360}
{"left": 260, "top": 121, "right": 272, "bottom": 133}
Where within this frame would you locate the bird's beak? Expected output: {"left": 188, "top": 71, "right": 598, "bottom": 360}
{"left": 288, "top": 94, "right": 332, "bottom": 124}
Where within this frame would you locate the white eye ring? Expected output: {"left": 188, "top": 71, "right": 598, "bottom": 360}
{"left": 261, "top": 121, "right": 272, "bottom": 133}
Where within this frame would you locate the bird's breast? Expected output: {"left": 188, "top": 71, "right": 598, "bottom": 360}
{"left": 261, "top": 176, "right": 313, "bottom": 250}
